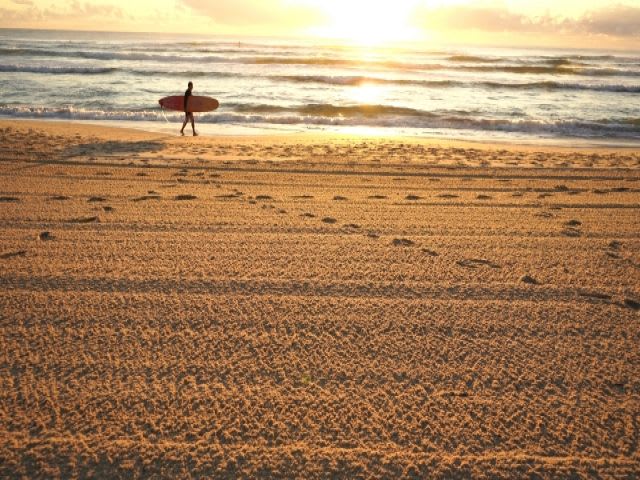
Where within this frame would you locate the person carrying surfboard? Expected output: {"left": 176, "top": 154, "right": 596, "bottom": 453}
{"left": 180, "top": 81, "right": 198, "bottom": 136}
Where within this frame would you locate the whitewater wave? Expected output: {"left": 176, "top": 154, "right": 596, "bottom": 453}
{"left": 1, "top": 104, "right": 638, "bottom": 139}
{"left": 272, "top": 75, "right": 640, "bottom": 93}
{"left": 4, "top": 62, "right": 639, "bottom": 94}
{"left": 3, "top": 47, "right": 639, "bottom": 77}
{"left": 0, "top": 64, "right": 118, "bottom": 75}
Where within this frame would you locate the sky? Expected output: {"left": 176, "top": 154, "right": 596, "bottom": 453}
{"left": 1, "top": 0, "right": 639, "bottom": 49}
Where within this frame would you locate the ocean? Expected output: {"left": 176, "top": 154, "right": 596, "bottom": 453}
{"left": 1, "top": 28, "right": 639, "bottom": 144}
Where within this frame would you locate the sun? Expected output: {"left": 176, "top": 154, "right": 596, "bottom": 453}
{"left": 306, "top": 0, "right": 422, "bottom": 46}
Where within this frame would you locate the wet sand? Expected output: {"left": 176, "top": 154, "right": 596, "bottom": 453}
{"left": 1, "top": 120, "right": 639, "bottom": 478}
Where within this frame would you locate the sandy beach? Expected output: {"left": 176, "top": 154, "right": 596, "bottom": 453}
{"left": 1, "top": 119, "right": 639, "bottom": 478}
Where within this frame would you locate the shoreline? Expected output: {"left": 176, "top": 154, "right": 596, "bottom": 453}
{"left": 3, "top": 118, "right": 640, "bottom": 154}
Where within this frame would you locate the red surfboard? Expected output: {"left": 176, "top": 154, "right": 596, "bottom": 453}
{"left": 159, "top": 95, "right": 219, "bottom": 113}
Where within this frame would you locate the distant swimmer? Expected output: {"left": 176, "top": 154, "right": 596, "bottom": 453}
{"left": 180, "top": 81, "right": 197, "bottom": 136}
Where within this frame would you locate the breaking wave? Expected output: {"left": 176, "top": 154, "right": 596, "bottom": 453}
{"left": 1, "top": 104, "right": 638, "bottom": 139}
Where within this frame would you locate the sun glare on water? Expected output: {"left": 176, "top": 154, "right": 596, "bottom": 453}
{"left": 308, "top": 0, "right": 422, "bottom": 46}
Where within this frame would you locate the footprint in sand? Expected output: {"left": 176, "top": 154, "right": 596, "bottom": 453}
{"left": 609, "top": 240, "right": 622, "bottom": 250}
{"left": 564, "top": 219, "right": 582, "bottom": 227}
{"left": 255, "top": 195, "right": 273, "bottom": 201}
{"left": 301, "top": 213, "right": 316, "bottom": 218}
{"left": 68, "top": 216, "right": 100, "bottom": 224}
{"left": 333, "top": 196, "right": 348, "bottom": 201}
{"left": 38, "top": 231, "right": 54, "bottom": 241}
{"left": 0, "top": 250, "right": 27, "bottom": 260}
{"left": 0, "top": 196, "right": 19, "bottom": 202}
{"left": 344, "top": 223, "right": 361, "bottom": 229}
{"left": 88, "top": 197, "right": 106, "bottom": 203}
{"left": 422, "top": 248, "right": 439, "bottom": 257}
{"left": 437, "top": 193, "right": 459, "bottom": 199}
{"left": 322, "top": 217, "right": 337, "bottom": 224}
{"left": 457, "top": 258, "right": 501, "bottom": 269}
{"left": 133, "top": 195, "right": 161, "bottom": 202}
{"left": 521, "top": 275, "right": 539, "bottom": 285}
{"left": 103, "top": 206, "right": 114, "bottom": 212}
{"left": 561, "top": 220, "right": 582, "bottom": 237}
{"left": 368, "top": 195, "right": 387, "bottom": 200}
{"left": 579, "top": 291, "right": 612, "bottom": 301}
{"left": 50, "top": 195, "right": 70, "bottom": 201}
{"left": 392, "top": 238, "right": 414, "bottom": 247}
{"left": 535, "top": 211, "right": 554, "bottom": 218}
{"left": 624, "top": 298, "right": 640, "bottom": 311}
{"left": 174, "top": 195, "right": 197, "bottom": 201}
{"left": 405, "top": 195, "right": 421, "bottom": 201}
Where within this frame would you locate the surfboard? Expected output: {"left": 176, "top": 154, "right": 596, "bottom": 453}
{"left": 159, "top": 95, "right": 219, "bottom": 113}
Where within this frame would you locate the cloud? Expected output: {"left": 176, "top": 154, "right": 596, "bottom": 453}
{"left": 578, "top": 5, "right": 640, "bottom": 37}
{"left": 67, "top": 1, "right": 124, "bottom": 19}
{"left": 414, "top": 3, "right": 640, "bottom": 38}
{"left": 0, "top": 1, "right": 124, "bottom": 26}
{"left": 181, "top": 0, "right": 323, "bottom": 28}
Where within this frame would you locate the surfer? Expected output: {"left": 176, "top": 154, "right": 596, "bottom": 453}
{"left": 180, "top": 81, "right": 198, "bottom": 136}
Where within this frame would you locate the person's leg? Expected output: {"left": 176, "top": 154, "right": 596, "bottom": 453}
{"left": 180, "top": 114, "right": 189, "bottom": 135}
{"left": 190, "top": 114, "right": 197, "bottom": 136}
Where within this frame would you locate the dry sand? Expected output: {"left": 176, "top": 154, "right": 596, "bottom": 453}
{"left": 1, "top": 120, "right": 639, "bottom": 478}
